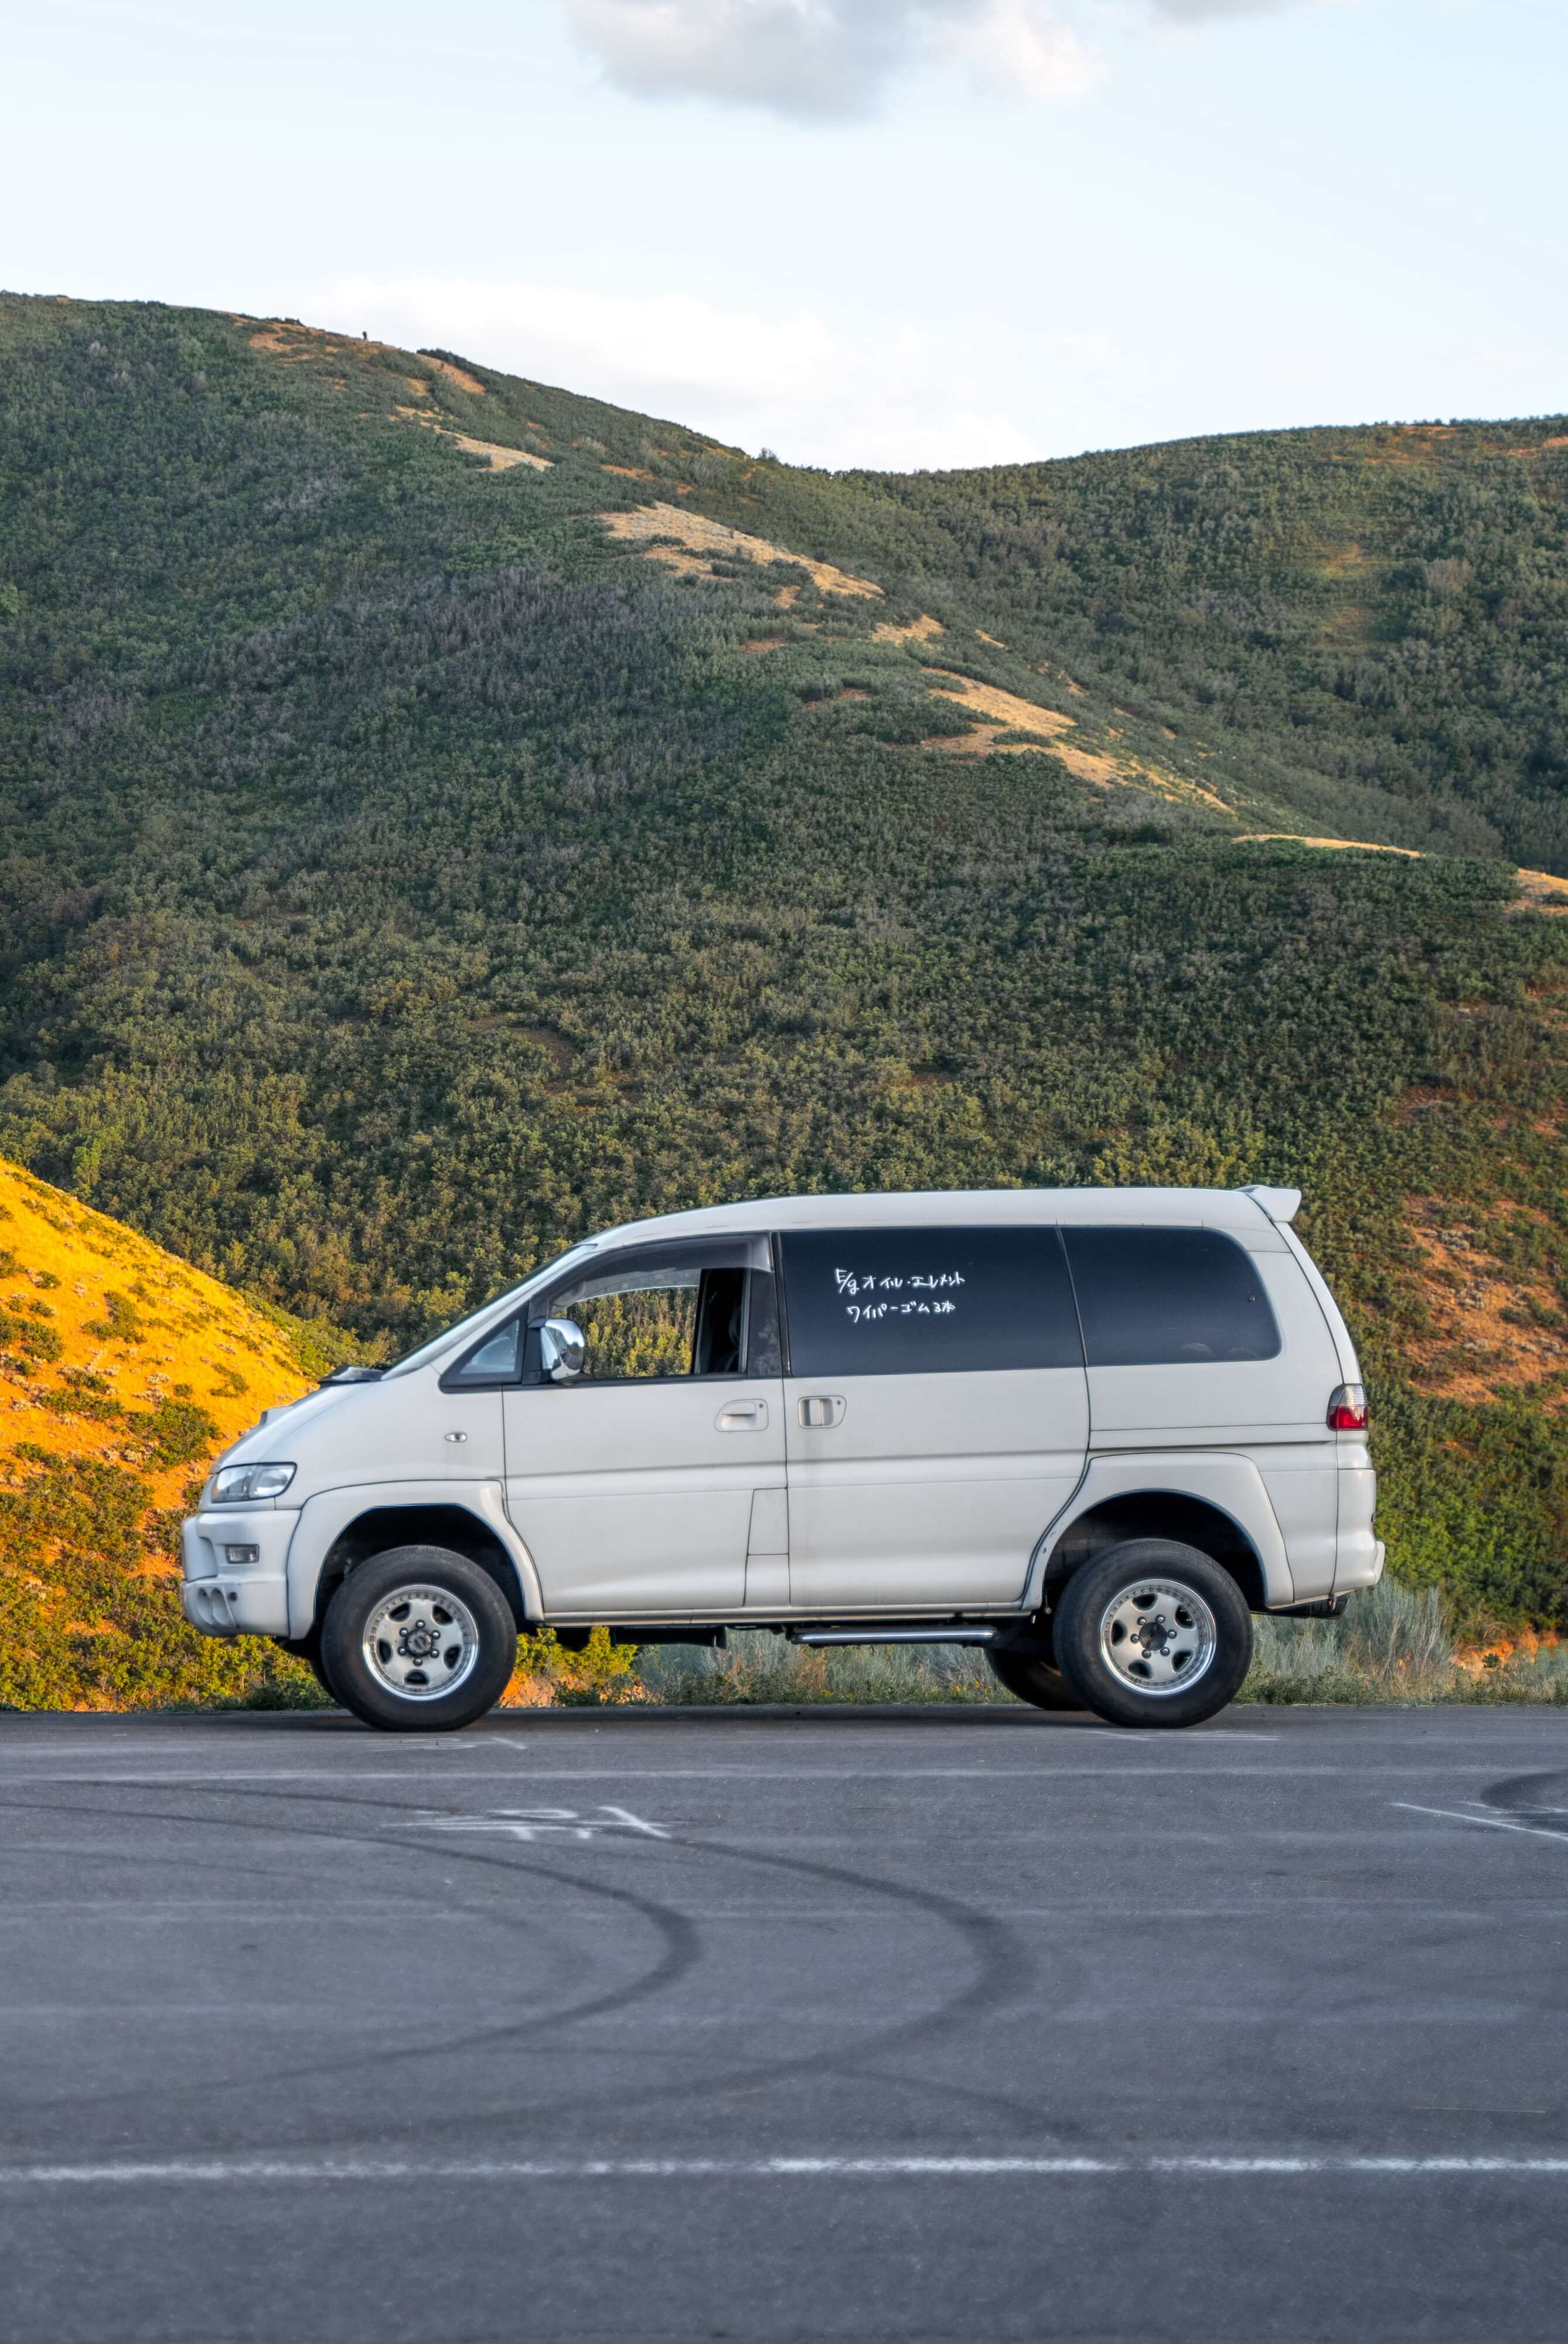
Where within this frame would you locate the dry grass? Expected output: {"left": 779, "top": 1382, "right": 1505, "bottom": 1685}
{"left": 248, "top": 325, "right": 319, "bottom": 359}
{"left": 1236, "top": 832, "right": 1421, "bottom": 858}
{"left": 921, "top": 674, "right": 1230, "bottom": 812}
{"left": 922, "top": 672, "right": 1076, "bottom": 751}
{"left": 248, "top": 322, "right": 399, "bottom": 366}
{"left": 599, "top": 504, "right": 882, "bottom": 599}
{"left": 0, "top": 1156, "right": 310, "bottom": 1539}
{"left": 873, "top": 613, "right": 944, "bottom": 645}
{"left": 444, "top": 434, "right": 550, "bottom": 473}
{"left": 1510, "top": 868, "right": 1568, "bottom": 915}
{"left": 394, "top": 409, "right": 551, "bottom": 471}
{"left": 424, "top": 357, "right": 486, "bottom": 397}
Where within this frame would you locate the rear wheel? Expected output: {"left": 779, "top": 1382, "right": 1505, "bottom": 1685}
{"left": 1053, "top": 1539, "right": 1253, "bottom": 1730}
{"left": 321, "top": 1545, "right": 519, "bottom": 1732}
{"left": 987, "top": 1641, "right": 1086, "bottom": 1712}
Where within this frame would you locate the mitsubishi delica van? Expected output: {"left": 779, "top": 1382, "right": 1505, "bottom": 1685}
{"left": 180, "top": 1185, "right": 1381, "bottom": 1732}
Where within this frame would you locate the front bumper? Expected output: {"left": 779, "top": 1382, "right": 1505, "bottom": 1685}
{"left": 180, "top": 1508, "right": 296, "bottom": 1638}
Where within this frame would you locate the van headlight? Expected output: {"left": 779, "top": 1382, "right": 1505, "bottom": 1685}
{"left": 211, "top": 1463, "right": 297, "bottom": 1503}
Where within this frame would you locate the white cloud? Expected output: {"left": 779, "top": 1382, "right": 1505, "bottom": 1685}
{"left": 937, "top": 1, "right": 1098, "bottom": 98}
{"left": 561, "top": 0, "right": 1323, "bottom": 118}
{"left": 564, "top": 0, "right": 1098, "bottom": 119}
{"left": 568, "top": 0, "right": 906, "bottom": 117}
{"left": 319, "top": 275, "right": 1052, "bottom": 470}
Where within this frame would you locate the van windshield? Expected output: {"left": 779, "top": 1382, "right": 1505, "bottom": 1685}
{"left": 381, "top": 1242, "right": 599, "bottom": 1380}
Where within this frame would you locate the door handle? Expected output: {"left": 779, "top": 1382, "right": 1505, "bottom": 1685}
{"left": 717, "top": 1399, "right": 768, "bottom": 1432}
{"left": 797, "top": 1395, "right": 846, "bottom": 1429}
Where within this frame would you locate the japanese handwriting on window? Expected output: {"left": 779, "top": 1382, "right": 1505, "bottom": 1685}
{"left": 833, "top": 1265, "right": 965, "bottom": 1326}
{"left": 844, "top": 1299, "right": 959, "bottom": 1323}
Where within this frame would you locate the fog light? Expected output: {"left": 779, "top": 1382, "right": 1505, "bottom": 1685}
{"left": 224, "top": 1544, "right": 261, "bottom": 1566}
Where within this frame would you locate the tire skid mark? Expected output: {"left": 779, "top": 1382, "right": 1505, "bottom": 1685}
{"left": 404, "top": 1824, "right": 1061, "bottom": 2151}
{"left": 0, "top": 1786, "right": 702, "bottom": 2125}
{"left": 1478, "top": 1773, "right": 1568, "bottom": 1837}
{"left": 0, "top": 1776, "right": 1062, "bottom": 2149}
{"left": 213, "top": 1784, "right": 1049, "bottom": 2138}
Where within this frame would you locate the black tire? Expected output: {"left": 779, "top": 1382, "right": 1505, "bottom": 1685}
{"left": 986, "top": 1641, "right": 1087, "bottom": 1712}
{"left": 1053, "top": 1539, "right": 1253, "bottom": 1730}
{"left": 272, "top": 1626, "right": 340, "bottom": 1702}
{"left": 321, "top": 1545, "right": 519, "bottom": 1733}
{"left": 301, "top": 1627, "right": 340, "bottom": 1702}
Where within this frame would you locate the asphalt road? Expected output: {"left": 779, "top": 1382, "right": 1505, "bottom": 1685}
{"left": 4, "top": 1701, "right": 1568, "bottom": 2343}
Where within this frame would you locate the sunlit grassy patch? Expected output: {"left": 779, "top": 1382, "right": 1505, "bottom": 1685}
{"left": 0, "top": 1155, "right": 334, "bottom": 1709}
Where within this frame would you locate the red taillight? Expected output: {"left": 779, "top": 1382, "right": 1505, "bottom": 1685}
{"left": 1328, "top": 1384, "right": 1368, "bottom": 1432}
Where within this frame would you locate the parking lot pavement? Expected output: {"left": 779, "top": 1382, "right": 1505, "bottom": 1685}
{"left": 4, "top": 1701, "right": 1568, "bottom": 2342}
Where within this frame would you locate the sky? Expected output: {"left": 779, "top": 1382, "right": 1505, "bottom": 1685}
{"left": 5, "top": 0, "right": 1566, "bottom": 469}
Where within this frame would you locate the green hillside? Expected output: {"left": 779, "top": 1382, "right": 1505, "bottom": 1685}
{"left": 2, "top": 292, "right": 1567, "bottom": 1634}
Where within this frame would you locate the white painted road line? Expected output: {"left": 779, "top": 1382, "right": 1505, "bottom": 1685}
{"left": 1395, "top": 1803, "right": 1568, "bottom": 1845}
{"left": 2, "top": 2153, "right": 1567, "bottom": 2186}
{"left": 403, "top": 1805, "right": 671, "bottom": 1842}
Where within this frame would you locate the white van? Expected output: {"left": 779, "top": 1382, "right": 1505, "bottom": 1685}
{"left": 181, "top": 1185, "right": 1381, "bottom": 1732}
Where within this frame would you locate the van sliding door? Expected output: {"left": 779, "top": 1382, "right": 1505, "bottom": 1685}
{"left": 779, "top": 1225, "right": 1088, "bottom": 1611}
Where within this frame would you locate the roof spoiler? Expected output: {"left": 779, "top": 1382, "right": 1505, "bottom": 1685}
{"left": 1240, "top": 1184, "right": 1302, "bottom": 1225}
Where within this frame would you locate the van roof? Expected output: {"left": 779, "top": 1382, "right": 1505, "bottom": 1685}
{"left": 589, "top": 1185, "right": 1298, "bottom": 1252}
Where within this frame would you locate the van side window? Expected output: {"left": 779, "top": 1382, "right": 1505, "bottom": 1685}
{"left": 541, "top": 1238, "right": 771, "bottom": 1382}
{"left": 779, "top": 1227, "right": 1083, "bottom": 1378}
{"left": 693, "top": 1268, "right": 748, "bottom": 1375}
{"left": 1063, "top": 1228, "right": 1282, "bottom": 1366}
{"left": 441, "top": 1316, "right": 524, "bottom": 1389}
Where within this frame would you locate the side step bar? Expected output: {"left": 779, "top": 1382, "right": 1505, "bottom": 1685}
{"left": 788, "top": 1624, "right": 1004, "bottom": 1648}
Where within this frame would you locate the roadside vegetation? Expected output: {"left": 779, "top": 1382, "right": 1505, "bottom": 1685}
{"left": 1244, "top": 1577, "right": 1568, "bottom": 1705}
{"left": 585, "top": 1583, "right": 1568, "bottom": 1711}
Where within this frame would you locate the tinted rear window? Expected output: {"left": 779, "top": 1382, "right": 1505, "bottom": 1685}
{"left": 780, "top": 1226, "right": 1083, "bottom": 1377}
{"left": 1063, "top": 1228, "right": 1281, "bottom": 1367}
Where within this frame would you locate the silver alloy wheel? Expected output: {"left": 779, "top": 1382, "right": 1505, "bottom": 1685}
{"left": 1097, "top": 1578, "right": 1217, "bottom": 1697}
{"left": 361, "top": 1583, "right": 481, "bottom": 1702}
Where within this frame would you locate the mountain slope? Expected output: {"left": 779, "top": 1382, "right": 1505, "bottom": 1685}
{"left": 841, "top": 418, "right": 1568, "bottom": 868}
{"left": 0, "top": 1152, "right": 332, "bottom": 1706}
{"left": 1, "top": 293, "right": 1567, "bottom": 1637}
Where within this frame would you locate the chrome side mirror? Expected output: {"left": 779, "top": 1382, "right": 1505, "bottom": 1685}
{"left": 537, "top": 1317, "right": 587, "bottom": 1383}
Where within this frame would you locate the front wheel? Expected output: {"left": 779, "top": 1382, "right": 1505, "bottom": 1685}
{"left": 1053, "top": 1540, "right": 1253, "bottom": 1730}
{"left": 321, "top": 1545, "right": 519, "bottom": 1732}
